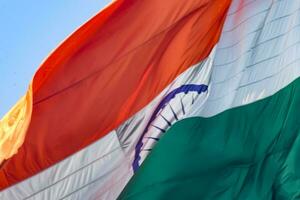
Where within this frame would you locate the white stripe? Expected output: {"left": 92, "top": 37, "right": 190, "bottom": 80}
{"left": 0, "top": 132, "right": 130, "bottom": 200}
{"left": 190, "top": 0, "right": 300, "bottom": 117}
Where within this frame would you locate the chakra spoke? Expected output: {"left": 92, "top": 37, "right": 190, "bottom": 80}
{"left": 180, "top": 97, "right": 186, "bottom": 115}
{"left": 151, "top": 124, "right": 166, "bottom": 133}
{"left": 145, "top": 137, "right": 160, "bottom": 141}
{"left": 192, "top": 94, "right": 195, "bottom": 105}
{"left": 159, "top": 113, "right": 172, "bottom": 126}
{"left": 169, "top": 103, "right": 178, "bottom": 121}
{"left": 141, "top": 149, "right": 152, "bottom": 152}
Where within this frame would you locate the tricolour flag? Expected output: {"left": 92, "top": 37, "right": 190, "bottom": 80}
{"left": 1, "top": 0, "right": 300, "bottom": 199}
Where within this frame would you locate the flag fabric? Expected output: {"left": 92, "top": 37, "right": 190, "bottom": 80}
{"left": 0, "top": 0, "right": 231, "bottom": 199}
{"left": 1, "top": 0, "right": 300, "bottom": 199}
{"left": 119, "top": 0, "right": 300, "bottom": 199}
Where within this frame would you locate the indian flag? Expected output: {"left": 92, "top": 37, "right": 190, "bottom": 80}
{"left": 1, "top": 0, "right": 300, "bottom": 199}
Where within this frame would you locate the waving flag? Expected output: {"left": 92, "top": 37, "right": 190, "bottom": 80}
{"left": 1, "top": 0, "right": 300, "bottom": 199}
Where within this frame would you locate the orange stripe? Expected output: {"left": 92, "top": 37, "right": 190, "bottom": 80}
{"left": 0, "top": 0, "right": 231, "bottom": 189}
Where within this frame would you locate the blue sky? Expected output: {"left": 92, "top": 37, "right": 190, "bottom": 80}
{"left": 0, "top": 0, "right": 110, "bottom": 118}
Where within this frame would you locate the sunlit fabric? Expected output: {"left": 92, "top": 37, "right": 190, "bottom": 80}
{"left": 0, "top": 0, "right": 231, "bottom": 199}
{"left": 0, "top": 85, "right": 32, "bottom": 164}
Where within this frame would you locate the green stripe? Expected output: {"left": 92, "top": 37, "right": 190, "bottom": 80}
{"left": 119, "top": 77, "right": 300, "bottom": 200}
